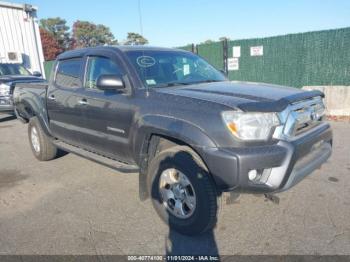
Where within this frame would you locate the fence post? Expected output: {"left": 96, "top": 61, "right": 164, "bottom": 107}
{"left": 223, "top": 38, "right": 228, "bottom": 74}
{"left": 191, "top": 44, "right": 197, "bottom": 54}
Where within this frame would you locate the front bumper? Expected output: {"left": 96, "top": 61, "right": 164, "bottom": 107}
{"left": 0, "top": 96, "right": 14, "bottom": 113}
{"left": 201, "top": 122, "right": 332, "bottom": 193}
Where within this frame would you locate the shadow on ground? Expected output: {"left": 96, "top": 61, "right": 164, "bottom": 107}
{"left": 0, "top": 114, "right": 16, "bottom": 123}
{"left": 166, "top": 229, "right": 219, "bottom": 256}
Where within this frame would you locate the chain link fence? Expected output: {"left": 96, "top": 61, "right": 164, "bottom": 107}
{"left": 43, "top": 27, "right": 349, "bottom": 88}
{"left": 179, "top": 27, "right": 350, "bottom": 88}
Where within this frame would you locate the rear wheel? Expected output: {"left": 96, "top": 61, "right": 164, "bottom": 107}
{"left": 148, "top": 146, "right": 218, "bottom": 235}
{"left": 28, "top": 117, "right": 57, "bottom": 161}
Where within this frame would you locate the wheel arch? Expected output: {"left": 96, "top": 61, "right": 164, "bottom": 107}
{"left": 145, "top": 134, "right": 209, "bottom": 172}
{"left": 133, "top": 115, "right": 216, "bottom": 174}
{"left": 17, "top": 99, "right": 52, "bottom": 137}
{"left": 136, "top": 120, "right": 217, "bottom": 201}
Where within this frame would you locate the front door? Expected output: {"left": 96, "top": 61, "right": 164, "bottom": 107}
{"left": 76, "top": 54, "right": 135, "bottom": 163}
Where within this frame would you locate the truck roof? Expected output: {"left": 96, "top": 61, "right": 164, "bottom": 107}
{"left": 57, "top": 45, "right": 187, "bottom": 60}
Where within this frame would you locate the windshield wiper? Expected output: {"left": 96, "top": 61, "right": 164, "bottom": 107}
{"left": 191, "top": 79, "right": 225, "bottom": 84}
{"left": 152, "top": 79, "right": 225, "bottom": 88}
{"left": 153, "top": 81, "right": 192, "bottom": 88}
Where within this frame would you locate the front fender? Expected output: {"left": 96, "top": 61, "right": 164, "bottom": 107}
{"left": 132, "top": 114, "right": 217, "bottom": 165}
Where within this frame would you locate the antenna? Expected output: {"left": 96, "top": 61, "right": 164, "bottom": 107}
{"left": 138, "top": 0, "right": 143, "bottom": 36}
{"left": 137, "top": 0, "right": 148, "bottom": 92}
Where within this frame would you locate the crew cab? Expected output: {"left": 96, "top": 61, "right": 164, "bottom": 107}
{"left": 0, "top": 63, "right": 44, "bottom": 113}
{"left": 13, "top": 46, "right": 332, "bottom": 235}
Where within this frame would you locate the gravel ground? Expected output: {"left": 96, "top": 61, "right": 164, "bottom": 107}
{"left": 0, "top": 114, "right": 349, "bottom": 255}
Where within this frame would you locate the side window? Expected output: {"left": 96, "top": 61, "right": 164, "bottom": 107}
{"left": 55, "top": 58, "right": 82, "bottom": 88}
{"left": 85, "top": 56, "right": 123, "bottom": 89}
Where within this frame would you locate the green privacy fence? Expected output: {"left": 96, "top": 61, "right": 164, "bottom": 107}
{"left": 197, "top": 42, "right": 224, "bottom": 71}
{"left": 179, "top": 27, "right": 350, "bottom": 88}
{"left": 43, "top": 28, "right": 349, "bottom": 87}
{"left": 43, "top": 60, "right": 55, "bottom": 80}
{"left": 177, "top": 44, "right": 193, "bottom": 52}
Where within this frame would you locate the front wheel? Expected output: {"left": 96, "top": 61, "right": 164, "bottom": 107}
{"left": 28, "top": 117, "right": 57, "bottom": 161}
{"left": 147, "top": 146, "right": 218, "bottom": 235}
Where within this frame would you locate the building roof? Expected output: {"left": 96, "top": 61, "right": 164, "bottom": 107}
{"left": 0, "top": 1, "right": 38, "bottom": 11}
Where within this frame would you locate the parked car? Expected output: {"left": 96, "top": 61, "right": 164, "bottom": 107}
{"left": 13, "top": 46, "right": 332, "bottom": 235}
{"left": 0, "top": 63, "right": 44, "bottom": 114}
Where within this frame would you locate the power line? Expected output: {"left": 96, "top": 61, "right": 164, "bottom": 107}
{"left": 138, "top": 0, "right": 143, "bottom": 36}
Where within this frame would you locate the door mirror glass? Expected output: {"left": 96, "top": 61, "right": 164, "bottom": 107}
{"left": 96, "top": 75, "right": 124, "bottom": 90}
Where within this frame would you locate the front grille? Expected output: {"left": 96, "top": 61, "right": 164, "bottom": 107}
{"left": 0, "top": 97, "right": 12, "bottom": 105}
{"left": 278, "top": 96, "right": 325, "bottom": 139}
{"left": 292, "top": 99, "right": 325, "bottom": 136}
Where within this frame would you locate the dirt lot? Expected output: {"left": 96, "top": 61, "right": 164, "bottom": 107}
{"left": 0, "top": 114, "right": 349, "bottom": 255}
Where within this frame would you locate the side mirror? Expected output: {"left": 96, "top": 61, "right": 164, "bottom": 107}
{"left": 96, "top": 75, "right": 125, "bottom": 90}
{"left": 32, "top": 71, "right": 42, "bottom": 77}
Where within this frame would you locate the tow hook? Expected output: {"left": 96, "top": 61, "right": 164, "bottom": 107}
{"left": 264, "top": 193, "right": 280, "bottom": 204}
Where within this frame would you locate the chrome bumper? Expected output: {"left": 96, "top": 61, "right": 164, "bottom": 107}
{"left": 0, "top": 96, "right": 13, "bottom": 112}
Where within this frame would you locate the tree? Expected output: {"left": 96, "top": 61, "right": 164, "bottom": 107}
{"left": 72, "top": 21, "right": 117, "bottom": 48}
{"left": 202, "top": 39, "right": 214, "bottom": 44}
{"left": 39, "top": 28, "right": 62, "bottom": 61}
{"left": 124, "top": 32, "right": 148, "bottom": 45}
{"left": 40, "top": 17, "right": 71, "bottom": 51}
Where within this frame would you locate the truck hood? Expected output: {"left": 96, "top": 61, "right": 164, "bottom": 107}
{"left": 0, "top": 75, "right": 44, "bottom": 84}
{"left": 156, "top": 81, "right": 324, "bottom": 112}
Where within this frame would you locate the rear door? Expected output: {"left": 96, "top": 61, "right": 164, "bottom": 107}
{"left": 76, "top": 52, "right": 135, "bottom": 163}
{"left": 47, "top": 58, "right": 85, "bottom": 145}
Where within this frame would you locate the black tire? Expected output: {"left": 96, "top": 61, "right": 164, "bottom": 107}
{"left": 28, "top": 117, "right": 57, "bottom": 161}
{"left": 147, "top": 146, "right": 218, "bottom": 235}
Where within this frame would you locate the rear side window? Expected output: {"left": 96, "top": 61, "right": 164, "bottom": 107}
{"left": 85, "top": 56, "right": 123, "bottom": 89}
{"left": 55, "top": 58, "right": 82, "bottom": 88}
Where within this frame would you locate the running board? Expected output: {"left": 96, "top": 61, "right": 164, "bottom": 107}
{"left": 53, "top": 140, "right": 139, "bottom": 173}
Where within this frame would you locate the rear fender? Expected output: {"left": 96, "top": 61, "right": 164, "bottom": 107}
{"left": 15, "top": 87, "right": 52, "bottom": 137}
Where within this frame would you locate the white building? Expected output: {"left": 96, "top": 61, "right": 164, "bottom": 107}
{"left": 0, "top": 1, "right": 45, "bottom": 77}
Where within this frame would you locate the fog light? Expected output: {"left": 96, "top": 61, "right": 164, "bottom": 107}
{"left": 248, "top": 168, "right": 272, "bottom": 184}
{"left": 248, "top": 170, "right": 257, "bottom": 181}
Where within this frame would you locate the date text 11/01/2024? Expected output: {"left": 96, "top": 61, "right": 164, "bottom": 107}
{"left": 127, "top": 255, "right": 219, "bottom": 261}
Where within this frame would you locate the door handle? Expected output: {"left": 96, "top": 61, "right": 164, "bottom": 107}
{"left": 78, "top": 98, "right": 89, "bottom": 105}
{"left": 48, "top": 94, "right": 55, "bottom": 101}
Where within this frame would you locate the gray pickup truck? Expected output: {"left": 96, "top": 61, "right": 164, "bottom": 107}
{"left": 0, "top": 63, "right": 43, "bottom": 113}
{"left": 14, "top": 46, "right": 332, "bottom": 235}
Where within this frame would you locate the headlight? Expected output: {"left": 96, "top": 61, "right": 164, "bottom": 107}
{"left": 0, "top": 83, "right": 11, "bottom": 96}
{"left": 222, "top": 111, "right": 280, "bottom": 141}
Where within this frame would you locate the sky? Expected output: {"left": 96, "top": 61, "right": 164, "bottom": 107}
{"left": 11, "top": 0, "right": 350, "bottom": 47}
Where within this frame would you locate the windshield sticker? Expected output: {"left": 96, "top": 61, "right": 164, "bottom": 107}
{"left": 183, "top": 64, "right": 190, "bottom": 75}
{"left": 136, "top": 56, "right": 156, "bottom": 68}
{"left": 146, "top": 79, "right": 156, "bottom": 85}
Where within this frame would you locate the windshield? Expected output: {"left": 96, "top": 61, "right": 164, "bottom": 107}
{"left": 125, "top": 50, "right": 226, "bottom": 88}
{"left": 0, "top": 64, "right": 31, "bottom": 76}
